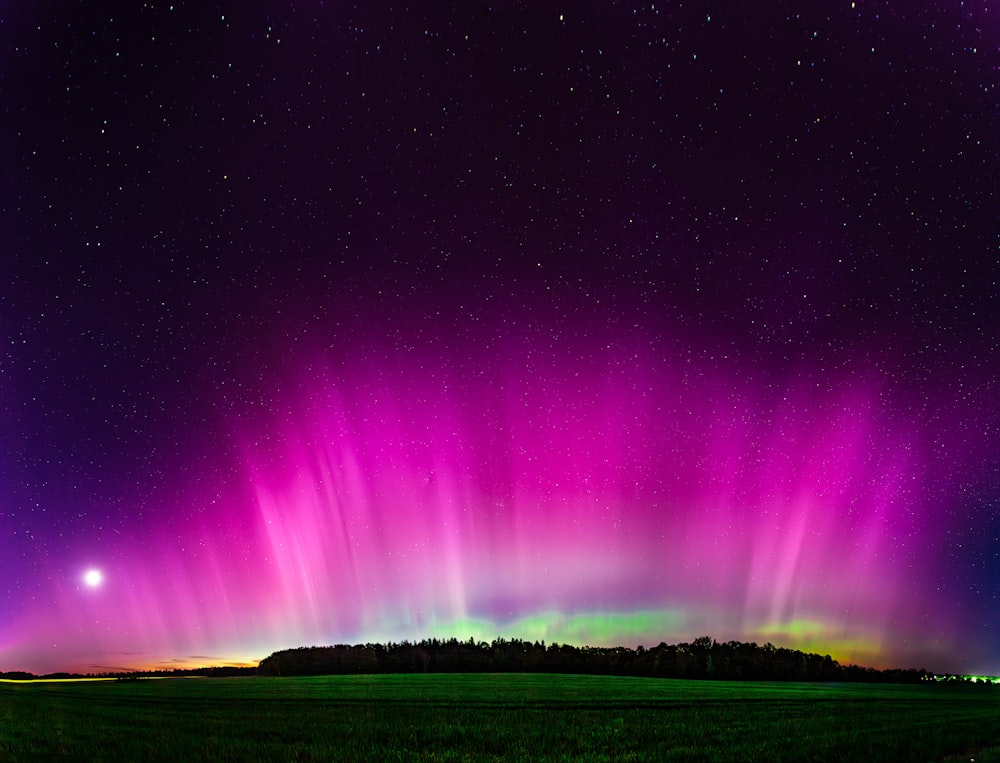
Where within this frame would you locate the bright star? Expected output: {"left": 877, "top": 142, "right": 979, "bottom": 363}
{"left": 83, "top": 568, "right": 103, "bottom": 588}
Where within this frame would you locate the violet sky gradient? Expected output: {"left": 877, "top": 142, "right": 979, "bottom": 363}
{"left": 2, "top": 1, "right": 999, "bottom": 675}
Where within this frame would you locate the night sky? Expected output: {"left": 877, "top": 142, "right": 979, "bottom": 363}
{"left": 2, "top": 1, "right": 999, "bottom": 676}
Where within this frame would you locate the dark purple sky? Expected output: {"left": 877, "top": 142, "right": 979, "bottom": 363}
{"left": 2, "top": 1, "right": 999, "bottom": 675}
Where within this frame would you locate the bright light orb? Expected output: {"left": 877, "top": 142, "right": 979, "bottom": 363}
{"left": 82, "top": 568, "right": 103, "bottom": 588}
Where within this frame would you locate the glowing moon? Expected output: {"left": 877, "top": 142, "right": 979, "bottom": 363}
{"left": 83, "top": 568, "right": 103, "bottom": 588}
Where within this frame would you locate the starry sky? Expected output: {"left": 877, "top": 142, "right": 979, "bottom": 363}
{"left": 2, "top": 1, "right": 998, "bottom": 676}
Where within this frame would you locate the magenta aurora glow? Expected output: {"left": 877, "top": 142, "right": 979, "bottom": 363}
{"left": 2, "top": 2, "right": 999, "bottom": 676}
{"left": 4, "top": 319, "right": 992, "bottom": 674}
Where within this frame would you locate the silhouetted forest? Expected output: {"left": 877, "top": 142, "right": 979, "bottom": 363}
{"left": 3, "top": 637, "right": 992, "bottom": 684}
{"left": 257, "top": 636, "right": 972, "bottom": 684}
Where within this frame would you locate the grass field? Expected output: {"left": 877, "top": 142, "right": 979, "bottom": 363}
{"left": 1, "top": 673, "right": 999, "bottom": 761}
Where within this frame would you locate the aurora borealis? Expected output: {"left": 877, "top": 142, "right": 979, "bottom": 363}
{"left": 2, "top": 2, "right": 999, "bottom": 676}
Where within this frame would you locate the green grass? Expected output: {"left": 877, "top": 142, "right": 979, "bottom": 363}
{"left": 1, "top": 674, "right": 998, "bottom": 761}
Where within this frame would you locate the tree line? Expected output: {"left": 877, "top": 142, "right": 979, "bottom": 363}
{"left": 3, "top": 636, "right": 991, "bottom": 684}
{"left": 257, "top": 636, "right": 962, "bottom": 684}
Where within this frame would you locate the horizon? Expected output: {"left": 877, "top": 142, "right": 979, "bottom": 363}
{"left": 0, "top": 630, "right": 968, "bottom": 678}
{"left": 3, "top": 4, "right": 998, "bottom": 679}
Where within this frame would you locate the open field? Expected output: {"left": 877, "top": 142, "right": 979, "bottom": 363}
{"left": 1, "top": 673, "right": 999, "bottom": 761}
